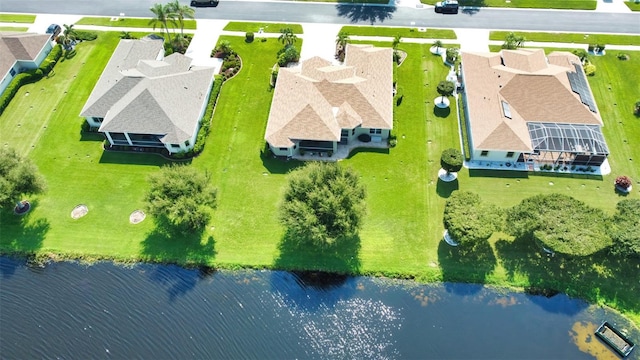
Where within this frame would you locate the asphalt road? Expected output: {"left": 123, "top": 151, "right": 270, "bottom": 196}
{"left": 1, "top": 0, "right": 639, "bottom": 34}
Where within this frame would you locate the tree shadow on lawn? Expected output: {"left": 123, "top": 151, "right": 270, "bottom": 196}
{"left": 272, "top": 230, "right": 360, "bottom": 311}
{"left": 336, "top": 3, "right": 396, "bottom": 25}
{"left": 494, "top": 236, "right": 638, "bottom": 316}
{"left": 433, "top": 105, "right": 451, "bottom": 118}
{"left": 140, "top": 221, "right": 216, "bottom": 301}
{"left": 99, "top": 150, "right": 173, "bottom": 167}
{"left": 437, "top": 237, "right": 497, "bottom": 295}
{"left": 0, "top": 203, "right": 50, "bottom": 279}
{"left": 436, "top": 177, "right": 459, "bottom": 198}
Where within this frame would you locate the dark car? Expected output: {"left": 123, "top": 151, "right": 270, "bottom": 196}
{"left": 434, "top": 0, "right": 459, "bottom": 13}
{"left": 190, "top": 0, "right": 219, "bottom": 6}
{"left": 46, "top": 24, "right": 61, "bottom": 39}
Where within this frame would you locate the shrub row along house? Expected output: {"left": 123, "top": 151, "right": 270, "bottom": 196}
{"left": 80, "top": 37, "right": 215, "bottom": 155}
{"left": 0, "top": 32, "right": 53, "bottom": 95}
{"left": 265, "top": 44, "right": 393, "bottom": 158}
{"left": 460, "top": 49, "right": 609, "bottom": 171}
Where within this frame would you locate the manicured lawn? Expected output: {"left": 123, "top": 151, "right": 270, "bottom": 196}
{"left": 421, "top": 0, "right": 596, "bottom": 9}
{"left": 223, "top": 22, "right": 304, "bottom": 34}
{"left": 625, "top": 1, "right": 640, "bottom": 10}
{"left": 76, "top": 17, "right": 197, "bottom": 30}
{"left": 0, "top": 13, "right": 36, "bottom": 23}
{"left": 340, "top": 26, "right": 457, "bottom": 39}
{"left": 490, "top": 31, "right": 640, "bottom": 45}
{"left": 0, "top": 26, "right": 28, "bottom": 31}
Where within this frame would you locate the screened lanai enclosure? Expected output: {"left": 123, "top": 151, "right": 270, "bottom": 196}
{"left": 521, "top": 122, "right": 610, "bottom": 166}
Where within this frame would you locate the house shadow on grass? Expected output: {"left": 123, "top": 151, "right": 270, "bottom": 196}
{"left": 469, "top": 169, "right": 529, "bottom": 178}
{"left": 336, "top": 3, "right": 396, "bottom": 25}
{"left": 260, "top": 148, "right": 304, "bottom": 174}
{"left": 437, "top": 237, "right": 496, "bottom": 295}
{"left": 99, "top": 150, "right": 173, "bottom": 167}
{"left": 272, "top": 230, "right": 360, "bottom": 311}
{"left": 347, "top": 147, "right": 389, "bottom": 159}
{"left": 436, "top": 178, "right": 459, "bottom": 198}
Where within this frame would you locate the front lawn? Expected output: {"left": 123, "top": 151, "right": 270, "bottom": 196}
{"left": 340, "top": 26, "right": 457, "bottom": 39}
{"left": 625, "top": 1, "right": 640, "bottom": 10}
{"left": 223, "top": 22, "right": 304, "bottom": 34}
{"left": 421, "top": 0, "right": 596, "bottom": 9}
{"left": 490, "top": 31, "right": 640, "bottom": 45}
{"left": 0, "top": 26, "right": 28, "bottom": 32}
{"left": 0, "top": 13, "right": 36, "bottom": 23}
{"left": 76, "top": 16, "right": 197, "bottom": 30}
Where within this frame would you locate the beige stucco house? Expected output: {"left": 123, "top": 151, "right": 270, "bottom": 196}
{"left": 80, "top": 38, "right": 216, "bottom": 155}
{"left": 0, "top": 32, "right": 53, "bottom": 96}
{"left": 460, "top": 49, "right": 609, "bottom": 169}
{"left": 265, "top": 44, "right": 394, "bottom": 158}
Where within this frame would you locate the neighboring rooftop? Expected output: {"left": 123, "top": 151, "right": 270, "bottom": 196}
{"left": 0, "top": 32, "right": 52, "bottom": 79}
{"left": 461, "top": 48, "right": 604, "bottom": 153}
{"left": 265, "top": 44, "right": 394, "bottom": 148}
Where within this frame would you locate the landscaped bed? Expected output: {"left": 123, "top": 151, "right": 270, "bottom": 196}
{"left": 0, "top": 29, "right": 638, "bottom": 326}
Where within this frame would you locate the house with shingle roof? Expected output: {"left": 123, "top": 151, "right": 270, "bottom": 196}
{"left": 265, "top": 44, "right": 394, "bottom": 158}
{"left": 81, "top": 38, "right": 216, "bottom": 154}
{"left": 0, "top": 32, "right": 53, "bottom": 96}
{"left": 460, "top": 48, "right": 609, "bottom": 169}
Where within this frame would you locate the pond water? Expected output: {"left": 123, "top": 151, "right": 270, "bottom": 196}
{"left": 0, "top": 257, "right": 637, "bottom": 359}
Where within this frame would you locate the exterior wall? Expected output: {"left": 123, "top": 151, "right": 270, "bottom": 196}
{"left": 472, "top": 149, "right": 521, "bottom": 162}
{"left": 163, "top": 127, "right": 199, "bottom": 154}
{"left": 0, "top": 41, "right": 52, "bottom": 96}
{"left": 85, "top": 116, "right": 103, "bottom": 128}
{"left": 0, "top": 68, "right": 15, "bottom": 96}
{"left": 270, "top": 145, "right": 293, "bottom": 157}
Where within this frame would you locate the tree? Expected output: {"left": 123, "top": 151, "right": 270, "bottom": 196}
{"left": 608, "top": 199, "right": 640, "bottom": 258}
{"left": 392, "top": 34, "right": 401, "bottom": 50}
{"left": 436, "top": 80, "right": 455, "bottom": 104}
{"left": 506, "top": 194, "right": 611, "bottom": 256}
{"left": 120, "top": 31, "right": 135, "bottom": 39}
{"left": 440, "top": 148, "right": 463, "bottom": 175}
{"left": 146, "top": 164, "right": 217, "bottom": 232}
{"left": 149, "top": 3, "right": 174, "bottom": 41}
{"left": 58, "top": 24, "right": 78, "bottom": 50}
{"left": 280, "top": 162, "right": 366, "bottom": 247}
{"left": 444, "top": 191, "right": 503, "bottom": 247}
{"left": 615, "top": 175, "right": 632, "bottom": 191}
{"left": 335, "top": 31, "right": 349, "bottom": 60}
{"left": 278, "top": 27, "right": 297, "bottom": 47}
{"left": 167, "top": 0, "right": 194, "bottom": 37}
{"left": 0, "top": 147, "right": 46, "bottom": 211}
{"left": 445, "top": 47, "right": 458, "bottom": 63}
{"left": 502, "top": 32, "right": 525, "bottom": 50}
{"left": 432, "top": 40, "right": 443, "bottom": 53}
{"left": 572, "top": 49, "right": 588, "bottom": 63}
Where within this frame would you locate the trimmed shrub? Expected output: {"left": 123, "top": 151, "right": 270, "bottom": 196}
{"left": 75, "top": 30, "right": 98, "bottom": 41}
{"left": 615, "top": 175, "right": 632, "bottom": 190}
{"left": 440, "top": 148, "right": 463, "bottom": 173}
{"left": 584, "top": 63, "right": 596, "bottom": 76}
{"left": 245, "top": 32, "right": 254, "bottom": 42}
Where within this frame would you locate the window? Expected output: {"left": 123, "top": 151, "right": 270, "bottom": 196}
{"left": 185, "top": 140, "right": 190, "bottom": 147}
{"left": 506, "top": 152, "right": 514, "bottom": 158}
{"left": 171, "top": 144, "right": 180, "bottom": 149}
{"left": 279, "top": 147, "right": 288, "bottom": 151}
{"left": 369, "top": 128, "right": 382, "bottom": 135}
{"left": 481, "top": 150, "right": 489, "bottom": 157}
{"left": 351, "top": 128, "right": 356, "bottom": 135}
{"left": 10, "top": 68, "right": 17, "bottom": 77}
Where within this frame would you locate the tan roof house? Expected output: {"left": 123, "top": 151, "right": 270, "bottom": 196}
{"left": 460, "top": 49, "right": 609, "bottom": 170}
{"left": 80, "top": 38, "right": 216, "bottom": 155}
{"left": 0, "top": 32, "right": 53, "bottom": 96}
{"left": 265, "top": 44, "right": 394, "bottom": 158}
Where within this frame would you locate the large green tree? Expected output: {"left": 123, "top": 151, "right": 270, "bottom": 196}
{"left": 444, "top": 191, "right": 502, "bottom": 246}
{"left": 280, "top": 162, "right": 366, "bottom": 247}
{"left": 440, "top": 148, "right": 463, "bottom": 175}
{"left": 436, "top": 80, "right": 455, "bottom": 103}
{"left": 146, "top": 164, "right": 217, "bottom": 232}
{"left": 608, "top": 198, "right": 640, "bottom": 258}
{"left": 167, "top": 0, "right": 194, "bottom": 37}
{"left": 149, "top": 3, "right": 174, "bottom": 41}
{"left": 0, "top": 147, "right": 46, "bottom": 210}
{"left": 507, "top": 194, "right": 610, "bottom": 256}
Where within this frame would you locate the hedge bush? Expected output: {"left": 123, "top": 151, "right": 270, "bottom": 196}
{"left": 75, "top": 30, "right": 98, "bottom": 41}
{"left": 0, "top": 72, "right": 41, "bottom": 115}
{"left": 190, "top": 75, "right": 224, "bottom": 156}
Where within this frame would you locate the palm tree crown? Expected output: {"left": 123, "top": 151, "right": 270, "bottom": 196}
{"left": 149, "top": 3, "right": 174, "bottom": 41}
{"left": 278, "top": 28, "right": 297, "bottom": 47}
{"left": 167, "top": 0, "right": 194, "bottom": 37}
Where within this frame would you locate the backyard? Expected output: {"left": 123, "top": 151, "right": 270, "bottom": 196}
{"left": 0, "top": 28, "right": 638, "bottom": 324}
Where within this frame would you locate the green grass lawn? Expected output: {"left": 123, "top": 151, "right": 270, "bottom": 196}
{"left": 0, "top": 13, "right": 36, "bottom": 23}
{"left": 625, "top": 1, "right": 640, "bottom": 10}
{"left": 421, "top": 0, "right": 596, "bottom": 9}
{"left": 76, "top": 17, "right": 197, "bottom": 30}
{"left": 0, "top": 30, "right": 638, "bottom": 324}
{"left": 490, "top": 31, "right": 640, "bottom": 45}
{"left": 340, "top": 26, "right": 457, "bottom": 40}
{"left": 0, "top": 26, "right": 28, "bottom": 32}
{"left": 223, "top": 22, "right": 304, "bottom": 34}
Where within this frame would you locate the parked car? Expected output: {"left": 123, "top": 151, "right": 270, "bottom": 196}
{"left": 434, "top": 0, "right": 459, "bottom": 13}
{"left": 46, "top": 24, "right": 61, "bottom": 39}
{"left": 190, "top": 0, "right": 219, "bottom": 6}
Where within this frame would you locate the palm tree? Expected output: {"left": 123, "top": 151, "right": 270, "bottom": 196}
{"left": 120, "top": 31, "right": 134, "bottom": 39}
{"left": 433, "top": 40, "right": 443, "bottom": 53}
{"left": 392, "top": 34, "right": 401, "bottom": 50}
{"left": 149, "top": 3, "right": 173, "bottom": 41}
{"left": 167, "top": 0, "right": 194, "bottom": 37}
{"left": 58, "top": 24, "right": 78, "bottom": 50}
{"left": 335, "top": 31, "right": 349, "bottom": 59}
{"left": 278, "top": 27, "right": 297, "bottom": 47}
